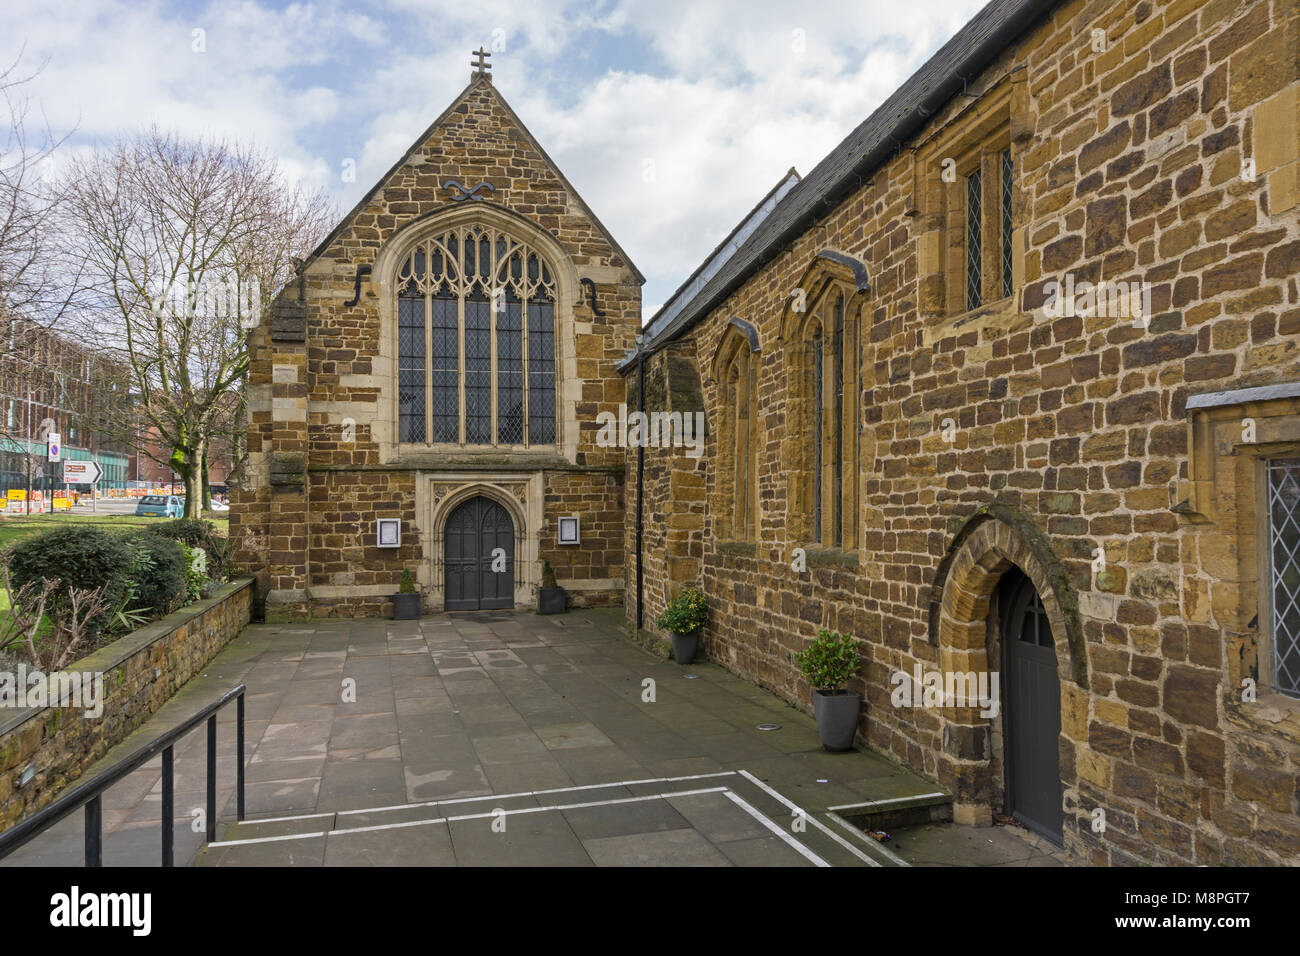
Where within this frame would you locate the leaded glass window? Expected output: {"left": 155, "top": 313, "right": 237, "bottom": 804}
{"left": 812, "top": 330, "right": 823, "bottom": 545}
{"left": 497, "top": 292, "right": 523, "bottom": 444}
{"left": 1268, "top": 458, "right": 1300, "bottom": 698}
{"left": 431, "top": 293, "right": 458, "bottom": 443}
{"left": 465, "top": 294, "right": 491, "bottom": 444}
{"left": 394, "top": 224, "right": 558, "bottom": 447}
{"left": 528, "top": 296, "right": 555, "bottom": 445}
{"left": 966, "top": 168, "right": 983, "bottom": 311}
{"left": 725, "top": 347, "right": 754, "bottom": 541}
{"left": 1001, "top": 149, "right": 1014, "bottom": 300}
{"left": 832, "top": 295, "right": 844, "bottom": 549}
{"left": 398, "top": 290, "right": 425, "bottom": 443}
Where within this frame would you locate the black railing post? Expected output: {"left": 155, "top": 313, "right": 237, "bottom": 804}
{"left": 84, "top": 795, "right": 102, "bottom": 867}
{"left": 161, "top": 745, "right": 174, "bottom": 867}
{"left": 0, "top": 683, "right": 245, "bottom": 867}
{"left": 206, "top": 714, "right": 216, "bottom": 842}
{"left": 236, "top": 691, "right": 246, "bottom": 821}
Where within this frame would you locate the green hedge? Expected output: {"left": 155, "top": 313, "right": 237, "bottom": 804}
{"left": 5, "top": 521, "right": 230, "bottom": 638}
{"left": 148, "top": 519, "right": 230, "bottom": 579}
{"left": 8, "top": 526, "right": 134, "bottom": 634}
{"left": 121, "top": 531, "right": 189, "bottom": 616}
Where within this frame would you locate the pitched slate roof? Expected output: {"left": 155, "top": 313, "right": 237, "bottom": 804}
{"left": 642, "top": 167, "right": 801, "bottom": 338}
{"left": 634, "top": 0, "right": 1062, "bottom": 357}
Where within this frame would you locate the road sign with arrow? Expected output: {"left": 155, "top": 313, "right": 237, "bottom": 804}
{"left": 62, "top": 460, "right": 103, "bottom": 485}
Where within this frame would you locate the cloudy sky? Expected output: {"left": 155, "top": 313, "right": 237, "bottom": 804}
{"left": 7, "top": 0, "right": 987, "bottom": 317}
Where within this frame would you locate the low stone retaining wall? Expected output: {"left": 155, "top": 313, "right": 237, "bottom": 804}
{"left": 0, "top": 577, "right": 253, "bottom": 832}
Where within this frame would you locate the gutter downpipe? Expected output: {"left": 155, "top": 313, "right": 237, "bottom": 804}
{"left": 635, "top": 335, "right": 645, "bottom": 633}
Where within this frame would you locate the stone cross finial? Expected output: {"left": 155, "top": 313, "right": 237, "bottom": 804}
{"left": 471, "top": 47, "right": 491, "bottom": 81}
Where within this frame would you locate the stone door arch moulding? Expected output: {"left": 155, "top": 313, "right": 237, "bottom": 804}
{"left": 924, "top": 502, "right": 1089, "bottom": 832}
{"left": 420, "top": 474, "right": 541, "bottom": 611}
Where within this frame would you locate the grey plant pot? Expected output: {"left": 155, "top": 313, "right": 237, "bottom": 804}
{"left": 813, "top": 690, "right": 861, "bottom": 751}
{"left": 393, "top": 593, "right": 421, "bottom": 620}
{"left": 671, "top": 630, "right": 700, "bottom": 665}
{"left": 538, "top": 587, "right": 566, "bottom": 614}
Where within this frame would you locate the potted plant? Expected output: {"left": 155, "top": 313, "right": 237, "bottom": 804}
{"left": 794, "top": 629, "right": 862, "bottom": 751}
{"left": 538, "top": 558, "right": 566, "bottom": 614}
{"left": 655, "top": 586, "right": 708, "bottom": 664}
{"left": 393, "top": 569, "right": 420, "bottom": 620}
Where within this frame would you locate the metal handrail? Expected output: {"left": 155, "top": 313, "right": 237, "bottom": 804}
{"left": 0, "top": 683, "right": 247, "bottom": 867}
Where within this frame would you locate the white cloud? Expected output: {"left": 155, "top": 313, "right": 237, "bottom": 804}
{"left": 4, "top": 0, "right": 989, "bottom": 308}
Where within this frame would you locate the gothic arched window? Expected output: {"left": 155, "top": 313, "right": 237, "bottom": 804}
{"left": 396, "top": 225, "right": 557, "bottom": 447}
{"left": 793, "top": 288, "right": 858, "bottom": 549}
{"left": 725, "top": 346, "right": 756, "bottom": 540}
{"left": 713, "top": 323, "right": 760, "bottom": 543}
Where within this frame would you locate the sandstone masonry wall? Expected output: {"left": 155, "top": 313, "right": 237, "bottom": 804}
{"left": 628, "top": 0, "right": 1300, "bottom": 865}
{"left": 0, "top": 579, "right": 253, "bottom": 831}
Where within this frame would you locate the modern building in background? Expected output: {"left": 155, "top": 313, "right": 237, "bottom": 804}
{"left": 0, "top": 320, "right": 238, "bottom": 506}
{"left": 0, "top": 318, "right": 131, "bottom": 504}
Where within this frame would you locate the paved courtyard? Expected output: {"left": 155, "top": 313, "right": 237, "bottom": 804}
{"left": 2, "top": 608, "right": 1059, "bottom": 867}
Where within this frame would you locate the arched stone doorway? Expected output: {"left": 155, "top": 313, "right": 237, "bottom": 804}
{"left": 928, "top": 504, "right": 1087, "bottom": 847}
{"left": 444, "top": 495, "right": 515, "bottom": 610}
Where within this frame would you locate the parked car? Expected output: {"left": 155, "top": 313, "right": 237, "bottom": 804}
{"left": 207, "top": 500, "right": 230, "bottom": 512}
{"left": 136, "top": 495, "right": 184, "bottom": 518}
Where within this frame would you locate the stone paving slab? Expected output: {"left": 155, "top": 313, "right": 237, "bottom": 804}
{"left": 882, "top": 821, "right": 1065, "bottom": 866}
{"left": 1, "top": 607, "right": 1000, "bottom": 867}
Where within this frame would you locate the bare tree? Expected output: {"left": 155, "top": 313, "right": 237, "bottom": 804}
{"left": 61, "top": 129, "right": 332, "bottom": 517}
{"left": 0, "top": 49, "right": 79, "bottom": 341}
{"left": 0, "top": 51, "right": 90, "bottom": 505}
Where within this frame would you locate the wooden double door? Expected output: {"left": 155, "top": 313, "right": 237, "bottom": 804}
{"left": 444, "top": 496, "right": 514, "bottom": 610}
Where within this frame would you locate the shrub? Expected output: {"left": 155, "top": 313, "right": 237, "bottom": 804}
{"left": 8, "top": 526, "right": 133, "bottom": 634}
{"left": 121, "top": 531, "right": 188, "bottom": 616}
{"left": 149, "top": 519, "right": 230, "bottom": 579}
{"left": 398, "top": 569, "right": 415, "bottom": 594}
{"left": 794, "top": 629, "right": 861, "bottom": 692}
{"left": 655, "top": 586, "right": 707, "bottom": 635}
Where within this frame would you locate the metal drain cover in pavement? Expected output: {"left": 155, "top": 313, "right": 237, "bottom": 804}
{"left": 756, "top": 723, "right": 781, "bottom": 731}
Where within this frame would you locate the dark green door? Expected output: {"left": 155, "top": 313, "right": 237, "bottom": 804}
{"left": 1001, "top": 568, "right": 1063, "bottom": 845}
{"left": 445, "top": 497, "right": 514, "bottom": 610}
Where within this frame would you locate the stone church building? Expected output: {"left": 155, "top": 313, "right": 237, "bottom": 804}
{"left": 236, "top": 0, "right": 1300, "bottom": 866}
{"left": 232, "top": 59, "right": 640, "bottom": 617}
{"left": 622, "top": 0, "right": 1299, "bottom": 868}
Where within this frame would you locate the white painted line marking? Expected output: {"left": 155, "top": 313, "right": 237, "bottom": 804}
{"left": 325, "top": 816, "right": 447, "bottom": 836}
{"left": 234, "top": 810, "right": 335, "bottom": 825}
{"left": 211, "top": 787, "right": 733, "bottom": 847}
{"left": 825, "top": 792, "right": 947, "bottom": 812}
{"left": 736, "top": 770, "right": 880, "bottom": 868}
{"left": 721, "top": 790, "right": 830, "bottom": 868}
{"left": 209, "top": 830, "right": 327, "bottom": 848}
{"left": 240, "top": 771, "right": 739, "bottom": 825}
{"left": 826, "top": 811, "right": 910, "bottom": 867}
{"left": 408, "top": 770, "right": 739, "bottom": 812}
{"left": 437, "top": 787, "right": 730, "bottom": 827}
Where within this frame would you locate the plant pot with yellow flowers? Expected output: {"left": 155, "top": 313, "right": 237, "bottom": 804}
{"left": 655, "top": 586, "right": 708, "bottom": 665}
